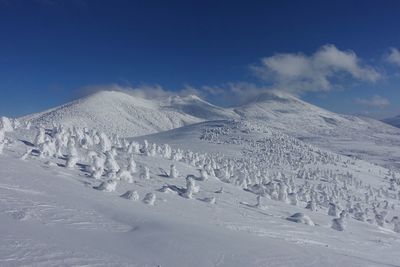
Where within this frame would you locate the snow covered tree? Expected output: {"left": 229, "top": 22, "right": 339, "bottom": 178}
{"left": 34, "top": 127, "right": 46, "bottom": 146}
{"left": 99, "top": 132, "right": 111, "bottom": 152}
{"left": 120, "top": 190, "right": 139, "bottom": 201}
{"left": 331, "top": 210, "right": 346, "bottom": 231}
{"left": 141, "top": 166, "right": 150, "bottom": 180}
{"left": 143, "top": 192, "right": 156, "bottom": 205}
{"left": 328, "top": 203, "right": 340, "bottom": 217}
{"left": 127, "top": 141, "right": 140, "bottom": 154}
{"left": 278, "top": 183, "right": 289, "bottom": 203}
{"left": 93, "top": 179, "right": 117, "bottom": 192}
{"left": 288, "top": 192, "right": 298, "bottom": 206}
{"left": 20, "top": 147, "right": 33, "bottom": 160}
{"left": 0, "top": 116, "right": 13, "bottom": 132}
{"left": 391, "top": 216, "right": 400, "bottom": 233}
{"left": 0, "top": 129, "right": 5, "bottom": 154}
{"left": 104, "top": 150, "right": 120, "bottom": 179}
{"left": 199, "top": 169, "right": 208, "bottom": 181}
{"left": 91, "top": 154, "right": 105, "bottom": 179}
{"left": 183, "top": 175, "right": 199, "bottom": 199}
{"left": 169, "top": 164, "right": 179, "bottom": 178}
{"left": 127, "top": 156, "right": 137, "bottom": 174}
{"left": 305, "top": 198, "right": 317, "bottom": 211}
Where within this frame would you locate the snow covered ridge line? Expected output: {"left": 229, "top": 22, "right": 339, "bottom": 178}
{"left": 2, "top": 118, "right": 400, "bottom": 235}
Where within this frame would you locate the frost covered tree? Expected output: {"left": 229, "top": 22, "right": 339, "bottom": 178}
{"left": 34, "top": 127, "right": 46, "bottom": 146}
{"left": 127, "top": 141, "right": 140, "bottom": 154}
{"left": 374, "top": 209, "right": 388, "bottom": 227}
{"left": 0, "top": 129, "right": 5, "bottom": 154}
{"left": 0, "top": 116, "right": 13, "bottom": 132}
{"left": 169, "top": 164, "right": 179, "bottom": 178}
{"left": 331, "top": 210, "right": 346, "bottom": 231}
{"left": 143, "top": 192, "right": 156, "bottom": 205}
{"left": 328, "top": 203, "right": 340, "bottom": 217}
{"left": 288, "top": 192, "right": 298, "bottom": 206}
{"left": 93, "top": 179, "right": 117, "bottom": 192}
{"left": 141, "top": 166, "right": 150, "bottom": 180}
{"left": 91, "top": 154, "right": 105, "bottom": 179}
{"left": 278, "top": 183, "right": 289, "bottom": 203}
{"left": 20, "top": 147, "right": 33, "bottom": 160}
{"left": 39, "top": 138, "right": 56, "bottom": 158}
{"left": 391, "top": 216, "right": 400, "bottom": 233}
{"left": 305, "top": 198, "right": 317, "bottom": 211}
{"left": 65, "top": 138, "right": 78, "bottom": 168}
{"left": 99, "top": 132, "right": 111, "bottom": 152}
{"left": 104, "top": 150, "right": 120, "bottom": 179}
{"left": 127, "top": 156, "right": 137, "bottom": 174}
{"left": 183, "top": 176, "right": 199, "bottom": 199}
{"left": 199, "top": 169, "right": 208, "bottom": 181}
{"left": 120, "top": 190, "right": 139, "bottom": 201}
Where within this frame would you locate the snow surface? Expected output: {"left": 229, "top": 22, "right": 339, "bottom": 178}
{"left": 1, "top": 120, "right": 400, "bottom": 266}
{"left": 21, "top": 90, "right": 400, "bottom": 168}
{"left": 3, "top": 90, "right": 400, "bottom": 266}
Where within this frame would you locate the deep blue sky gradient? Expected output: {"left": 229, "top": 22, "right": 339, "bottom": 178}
{"left": 1, "top": 0, "right": 400, "bottom": 117}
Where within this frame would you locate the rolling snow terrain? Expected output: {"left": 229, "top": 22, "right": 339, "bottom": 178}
{"left": 22, "top": 90, "right": 400, "bottom": 168}
{"left": 2, "top": 91, "right": 400, "bottom": 266}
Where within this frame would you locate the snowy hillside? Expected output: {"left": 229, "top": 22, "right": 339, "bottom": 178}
{"left": 1, "top": 118, "right": 400, "bottom": 266}
{"left": 233, "top": 91, "right": 400, "bottom": 168}
{"left": 382, "top": 115, "right": 400, "bottom": 128}
{"left": 21, "top": 90, "right": 400, "bottom": 168}
{"left": 21, "top": 91, "right": 240, "bottom": 138}
{"left": 21, "top": 91, "right": 201, "bottom": 137}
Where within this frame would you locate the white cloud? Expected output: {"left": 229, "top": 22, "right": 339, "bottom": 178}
{"left": 200, "top": 82, "right": 277, "bottom": 106}
{"left": 385, "top": 48, "right": 400, "bottom": 67}
{"left": 251, "top": 44, "right": 381, "bottom": 94}
{"left": 355, "top": 95, "right": 390, "bottom": 108}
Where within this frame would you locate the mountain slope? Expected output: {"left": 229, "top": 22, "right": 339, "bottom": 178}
{"left": 21, "top": 91, "right": 239, "bottom": 137}
{"left": 382, "top": 115, "right": 400, "bottom": 128}
{"left": 231, "top": 91, "right": 400, "bottom": 168}
{"left": 20, "top": 89, "right": 400, "bottom": 167}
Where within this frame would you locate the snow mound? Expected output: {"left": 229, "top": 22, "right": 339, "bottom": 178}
{"left": 286, "top": 213, "right": 315, "bottom": 226}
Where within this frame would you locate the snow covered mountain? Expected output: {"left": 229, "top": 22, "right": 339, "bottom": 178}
{"left": 21, "top": 89, "right": 400, "bottom": 168}
{"left": 382, "top": 115, "right": 400, "bottom": 128}
{"left": 21, "top": 91, "right": 236, "bottom": 137}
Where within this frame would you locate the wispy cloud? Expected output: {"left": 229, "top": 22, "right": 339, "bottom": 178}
{"left": 251, "top": 44, "right": 381, "bottom": 94}
{"left": 75, "top": 83, "right": 204, "bottom": 100}
{"left": 355, "top": 94, "right": 390, "bottom": 108}
{"left": 385, "top": 48, "right": 400, "bottom": 67}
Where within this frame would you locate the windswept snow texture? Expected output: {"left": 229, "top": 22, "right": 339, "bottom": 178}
{"left": 1, "top": 120, "right": 400, "bottom": 266}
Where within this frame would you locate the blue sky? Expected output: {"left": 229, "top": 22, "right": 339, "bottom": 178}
{"left": 1, "top": 0, "right": 400, "bottom": 118}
